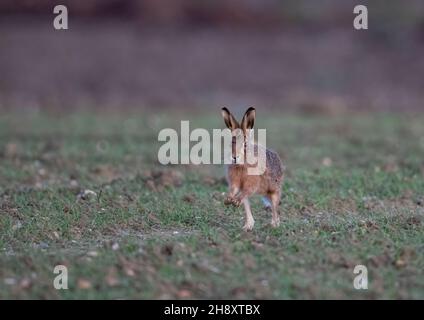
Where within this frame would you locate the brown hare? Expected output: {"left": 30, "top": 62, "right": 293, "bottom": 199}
{"left": 221, "top": 107, "right": 285, "bottom": 231}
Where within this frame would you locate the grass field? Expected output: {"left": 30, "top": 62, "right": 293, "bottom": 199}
{"left": 0, "top": 111, "right": 423, "bottom": 299}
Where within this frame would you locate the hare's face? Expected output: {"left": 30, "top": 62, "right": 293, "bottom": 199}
{"left": 231, "top": 129, "right": 245, "bottom": 164}
{"left": 222, "top": 107, "right": 256, "bottom": 165}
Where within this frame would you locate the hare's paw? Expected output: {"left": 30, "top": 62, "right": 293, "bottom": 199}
{"left": 224, "top": 195, "right": 241, "bottom": 207}
{"left": 224, "top": 196, "right": 234, "bottom": 206}
{"left": 224, "top": 194, "right": 242, "bottom": 207}
{"left": 243, "top": 219, "right": 255, "bottom": 232}
{"left": 271, "top": 217, "right": 280, "bottom": 228}
{"left": 231, "top": 197, "right": 242, "bottom": 207}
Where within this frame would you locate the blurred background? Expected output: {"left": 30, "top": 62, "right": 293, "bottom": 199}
{"left": 1, "top": 0, "right": 424, "bottom": 113}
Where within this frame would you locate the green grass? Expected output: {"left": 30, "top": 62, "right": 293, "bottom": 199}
{"left": 0, "top": 111, "right": 423, "bottom": 299}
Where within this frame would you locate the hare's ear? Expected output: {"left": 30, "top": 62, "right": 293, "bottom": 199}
{"left": 221, "top": 107, "right": 239, "bottom": 130}
{"left": 241, "top": 107, "right": 256, "bottom": 131}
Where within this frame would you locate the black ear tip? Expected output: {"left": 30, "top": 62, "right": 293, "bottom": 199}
{"left": 221, "top": 107, "right": 231, "bottom": 114}
{"left": 246, "top": 107, "right": 256, "bottom": 112}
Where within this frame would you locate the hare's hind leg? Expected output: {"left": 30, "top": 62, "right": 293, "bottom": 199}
{"left": 242, "top": 197, "right": 255, "bottom": 231}
{"left": 269, "top": 190, "right": 281, "bottom": 228}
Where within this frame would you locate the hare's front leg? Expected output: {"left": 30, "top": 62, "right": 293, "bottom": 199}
{"left": 242, "top": 197, "right": 255, "bottom": 231}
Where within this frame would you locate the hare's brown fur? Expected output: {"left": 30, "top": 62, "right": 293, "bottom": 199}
{"left": 222, "top": 107, "right": 285, "bottom": 231}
